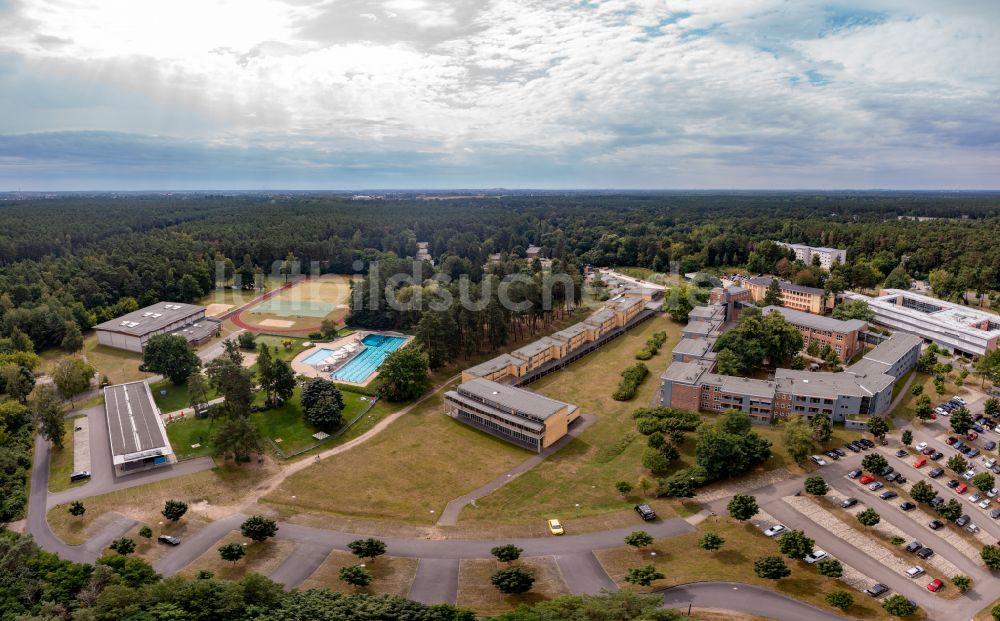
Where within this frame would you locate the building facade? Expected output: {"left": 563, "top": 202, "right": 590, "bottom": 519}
{"left": 94, "top": 302, "right": 220, "bottom": 352}
{"left": 762, "top": 305, "right": 866, "bottom": 361}
{"left": 774, "top": 241, "right": 847, "bottom": 269}
{"left": 747, "top": 277, "right": 832, "bottom": 314}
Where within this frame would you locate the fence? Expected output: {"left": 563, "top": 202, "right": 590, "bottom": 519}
{"left": 265, "top": 395, "right": 382, "bottom": 460}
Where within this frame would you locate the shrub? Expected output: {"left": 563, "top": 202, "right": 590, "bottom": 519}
{"left": 635, "top": 349, "right": 653, "bottom": 361}
{"left": 613, "top": 362, "right": 650, "bottom": 401}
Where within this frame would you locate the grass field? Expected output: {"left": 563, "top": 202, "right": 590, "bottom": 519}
{"left": 151, "top": 379, "right": 220, "bottom": 414}
{"left": 457, "top": 317, "right": 681, "bottom": 526}
{"left": 239, "top": 275, "right": 354, "bottom": 332}
{"left": 299, "top": 551, "right": 418, "bottom": 597}
{"left": 890, "top": 370, "right": 974, "bottom": 423}
{"left": 199, "top": 276, "right": 282, "bottom": 308}
{"left": 595, "top": 516, "right": 917, "bottom": 621}
{"left": 178, "top": 530, "right": 295, "bottom": 580}
{"left": 47, "top": 462, "right": 278, "bottom": 545}
{"left": 455, "top": 557, "right": 571, "bottom": 615}
{"left": 38, "top": 334, "right": 150, "bottom": 386}
{"left": 262, "top": 388, "right": 530, "bottom": 524}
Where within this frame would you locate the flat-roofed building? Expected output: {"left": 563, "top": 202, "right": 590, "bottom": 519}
{"left": 511, "top": 337, "right": 567, "bottom": 371}
{"left": 611, "top": 296, "right": 645, "bottom": 326}
{"left": 94, "top": 302, "right": 219, "bottom": 352}
{"left": 584, "top": 307, "right": 617, "bottom": 336}
{"left": 774, "top": 241, "right": 847, "bottom": 270}
{"left": 104, "top": 382, "right": 174, "bottom": 475}
{"left": 845, "top": 289, "right": 1000, "bottom": 356}
{"left": 462, "top": 354, "right": 529, "bottom": 383}
{"left": 762, "top": 305, "right": 866, "bottom": 361}
{"left": 672, "top": 337, "right": 717, "bottom": 363}
{"left": 551, "top": 322, "right": 597, "bottom": 350}
{"left": 709, "top": 286, "right": 752, "bottom": 320}
{"left": 747, "top": 277, "right": 832, "bottom": 314}
{"left": 444, "top": 378, "right": 579, "bottom": 452}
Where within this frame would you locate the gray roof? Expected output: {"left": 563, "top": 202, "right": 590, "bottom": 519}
{"left": 702, "top": 373, "right": 777, "bottom": 399}
{"left": 689, "top": 305, "right": 725, "bottom": 321}
{"left": 513, "top": 336, "right": 563, "bottom": 359}
{"left": 683, "top": 320, "right": 715, "bottom": 336}
{"left": 661, "top": 360, "right": 713, "bottom": 384}
{"left": 775, "top": 368, "right": 894, "bottom": 398}
{"left": 104, "top": 382, "right": 171, "bottom": 462}
{"left": 863, "top": 333, "right": 923, "bottom": 366}
{"left": 585, "top": 307, "right": 616, "bottom": 325}
{"left": 762, "top": 306, "right": 865, "bottom": 333}
{"left": 552, "top": 322, "right": 592, "bottom": 341}
{"left": 455, "top": 378, "right": 572, "bottom": 422}
{"left": 672, "top": 337, "right": 716, "bottom": 357}
{"left": 170, "top": 318, "right": 221, "bottom": 343}
{"left": 465, "top": 354, "right": 522, "bottom": 377}
{"left": 613, "top": 296, "right": 644, "bottom": 311}
{"left": 749, "top": 276, "right": 825, "bottom": 297}
{"left": 93, "top": 302, "right": 204, "bottom": 337}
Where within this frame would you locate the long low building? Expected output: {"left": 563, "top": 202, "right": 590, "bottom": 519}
{"left": 444, "top": 378, "right": 579, "bottom": 452}
{"left": 104, "top": 381, "right": 175, "bottom": 475}
{"left": 845, "top": 289, "right": 1000, "bottom": 357}
{"left": 94, "top": 302, "right": 220, "bottom": 352}
{"left": 747, "top": 277, "right": 832, "bottom": 314}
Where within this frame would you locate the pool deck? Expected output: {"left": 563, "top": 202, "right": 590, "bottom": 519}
{"left": 291, "top": 331, "right": 414, "bottom": 388}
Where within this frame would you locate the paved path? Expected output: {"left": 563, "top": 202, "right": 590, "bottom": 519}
{"left": 437, "top": 413, "right": 597, "bottom": 526}
{"left": 268, "top": 541, "right": 335, "bottom": 589}
{"left": 554, "top": 552, "right": 617, "bottom": 594}
{"left": 660, "top": 582, "right": 844, "bottom": 621}
{"left": 410, "top": 558, "right": 461, "bottom": 605}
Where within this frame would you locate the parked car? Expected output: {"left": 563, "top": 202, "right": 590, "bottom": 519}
{"left": 860, "top": 474, "right": 877, "bottom": 484}
{"left": 921, "top": 447, "right": 935, "bottom": 456}
{"left": 927, "top": 579, "right": 943, "bottom": 592}
{"left": 956, "top": 515, "right": 971, "bottom": 527}
{"left": 895, "top": 449, "right": 909, "bottom": 458}
{"left": 763, "top": 524, "right": 786, "bottom": 537}
{"left": 896, "top": 474, "right": 908, "bottom": 484}
{"left": 810, "top": 455, "right": 827, "bottom": 466}
{"left": 980, "top": 498, "right": 992, "bottom": 510}
{"left": 547, "top": 519, "right": 564, "bottom": 535}
{"left": 948, "top": 479, "right": 961, "bottom": 488}
{"left": 905, "top": 541, "right": 923, "bottom": 553}
{"left": 970, "top": 493, "right": 982, "bottom": 503}
{"left": 157, "top": 535, "right": 181, "bottom": 546}
{"left": 900, "top": 501, "right": 916, "bottom": 511}
{"left": 869, "top": 481, "right": 884, "bottom": 491}
{"left": 954, "top": 439, "right": 965, "bottom": 449}
{"left": 845, "top": 443, "right": 862, "bottom": 453}
{"left": 841, "top": 497, "right": 859, "bottom": 508}
{"left": 954, "top": 397, "right": 967, "bottom": 406}
{"left": 866, "top": 583, "right": 890, "bottom": 597}
{"left": 832, "top": 448, "right": 846, "bottom": 457}
{"left": 968, "top": 523, "right": 981, "bottom": 533}
{"left": 986, "top": 458, "right": 998, "bottom": 469}
{"left": 970, "top": 449, "right": 982, "bottom": 458}
{"left": 960, "top": 446, "right": 973, "bottom": 455}
{"left": 931, "top": 451, "right": 944, "bottom": 460}
{"left": 916, "top": 547, "right": 935, "bottom": 559}
{"left": 880, "top": 490, "right": 898, "bottom": 500}
{"left": 825, "top": 450, "right": 840, "bottom": 460}
{"left": 848, "top": 469, "right": 863, "bottom": 479}
{"left": 985, "top": 441, "right": 997, "bottom": 451}
{"left": 928, "top": 520, "right": 944, "bottom": 530}
{"left": 859, "top": 439, "right": 875, "bottom": 448}
{"left": 804, "top": 549, "right": 829, "bottom": 564}
{"left": 886, "top": 472, "right": 900, "bottom": 482}
{"left": 634, "top": 504, "right": 657, "bottom": 521}
{"left": 963, "top": 469, "right": 977, "bottom": 480}
{"left": 990, "top": 507, "right": 1000, "bottom": 520}
{"left": 929, "top": 467, "right": 944, "bottom": 478}
{"left": 989, "top": 488, "right": 999, "bottom": 498}
{"left": 913, "top": 457, "right": 927, "bottom": 468}
{"left": 905, "top": 565, "right": 925, "bottom": 578}
{"left": 881, "top": 466, "right": 895, "bottom": 476}
{"left": 69, "top": 470, "right": 91, "bottom": 482}
{"left": 930, "top": 496, "right": 945, "bottom": 508}
{"left": 956, "top": 483, "right": 969, "bottom": 494}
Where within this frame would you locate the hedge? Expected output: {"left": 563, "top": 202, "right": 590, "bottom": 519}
{"left": 613, "top": 362, "right": 649, "bottom": 401}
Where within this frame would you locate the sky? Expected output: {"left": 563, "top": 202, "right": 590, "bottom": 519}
{"left": 0, "top": 0, "right": 998, "bottom": 190}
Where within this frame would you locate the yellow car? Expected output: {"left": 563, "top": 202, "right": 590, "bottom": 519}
{"left": 547, "top": 519, "right": 564, "bottom": 535}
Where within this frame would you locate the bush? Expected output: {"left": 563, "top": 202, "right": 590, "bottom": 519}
{"left": 613, "top": 362, "right": 650, "bottom": 401}
{"left": 635, "top": 349, "right": 653, "bottom": 361}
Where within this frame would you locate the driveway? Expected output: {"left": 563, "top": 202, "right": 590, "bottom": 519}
{"left": 660, "top": 582, "right": 844, "bottom": 621}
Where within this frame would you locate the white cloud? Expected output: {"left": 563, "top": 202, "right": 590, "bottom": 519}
{"left": 0, "top": 0, "right": 997, "bottom": 187}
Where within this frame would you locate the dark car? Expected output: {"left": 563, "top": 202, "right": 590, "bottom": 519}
{"left": 916, "top": 547, "right": 935, "bottom": 559}
{"left": 969, "top": 449, "right": 981, "bottom": 458}
{"left": 157, "top": 535, "right": 181, "bottom": 546}
{"left": 930, "top": 496, "right": 945, "bottom": 508}
{"left": 905, "top": 541, "right": 923, "bottom": 553}
{"left": 69, "top": 470, "right": 91, "bottom": 482}
{"left": 825, "top": 450, "right": 840, "bottom": 460}
{"left": 895, "top": 449, "right": 908, "bottom": 458}
{"left": 880, "top": 490, "right": 898, "bottom": 500}
{"left": 900, "top": 501, "right": 916, "bottom": 511}
{"left": 929, "top": 467, "right": 944, "bottom": 478}
{"left": 634, "top": 504, "right": 657, "bottom": 521}
{"left": 960, "top": 446, "right": 973, "bottom": 455}
{"left": 832, "top": 448, "right": 846, "bottom": 457}
{"left": 848, "top": 468, "right": 863, "bottom": 479}
{"left": 928, "top": 520, "right": 944, "bottom": 530}
{"left": 859, "top": 439, "right": 875, "bottom": 448}
{"left": 956, "top": 515, "right": 971, "bottom": 527}
{"left": 845, "top": 443, "right": 862, "bottom": 453}
{"left": 990, "top": 507, "right": 1000, "bottom": 520}
{"left": 886, "top": 472, "right": 899, "bottom": 482}
{"left": 865, "top": 583, "right": 890, "bottom": 597}
{"left": 986, "top": 441, "right": 998, "bottom": 451}
{"left": 931, "top": 451, "right": 944, "bottom": 460}
{"left": 948, "top": 479, "right": 961, "bottom": 489}
{"left": 896, "top": 474, "right": 908, "bottom": 484}
{"left": 881, "top": 466, "right": 895, "bottom": 476}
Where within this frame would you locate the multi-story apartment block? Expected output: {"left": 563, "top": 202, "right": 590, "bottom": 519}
{"left": 774, "top": 241, "right": 847, "bottom": 269}
{"left": 747, "top": 277, "right": 833, "bottom": 314}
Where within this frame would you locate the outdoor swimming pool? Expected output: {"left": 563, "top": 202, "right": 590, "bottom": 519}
{"left": 331, "top": 334, "right": 408, "bottom": 384}
{"left": 303, "top": 347, "right": 338, "bottom": 366}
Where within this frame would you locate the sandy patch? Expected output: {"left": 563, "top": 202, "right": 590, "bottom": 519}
{"left": 258, "top": 319, "right": 295, "bottom": 328}
{"left": 205, "top": 303, "right": 234, "bottom": 317}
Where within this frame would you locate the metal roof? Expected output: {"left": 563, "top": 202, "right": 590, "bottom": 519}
{"left": 454, "top": 378, "right": 572, "bottom": 422}
{"left": 464, "top": 354, "right": 523, "bottom": 377}
{"left": 93, "top": 302, "right": 205, "bottom": 337}
{"left": 104, "top": 382, "right": 172, "bottom": 464}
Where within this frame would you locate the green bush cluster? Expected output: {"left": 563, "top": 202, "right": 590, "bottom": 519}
{"left": 635, "top": 331, "right": 668, "bottom": 360}
{"left": 613, "top": 362, "right": 649, "bottom": 400}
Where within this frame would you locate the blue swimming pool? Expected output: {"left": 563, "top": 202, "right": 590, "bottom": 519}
{"left": 303, "top": 347, "right": 337, "bottom": 366}
{"left": 331, "top": 334, "right": 408, "bottom": 384}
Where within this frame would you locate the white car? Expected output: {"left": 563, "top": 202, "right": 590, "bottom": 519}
{"left": 969, "top": 493, "right": 982, "bottom": 503}
{"left": 936, "top": 407, "right": 951, "bottom": 416}
{"left": 988, "top": 488, "right": 998, "bottom": 498}
{"left": 810, "top": 455, "right": 827, "bottom": 466}
{"left": 804, "top": 549, "right": 829, "bottom": 564}
{"left": 986, "top": 458, "right": 997, "bottom": 469}
{"left": 868, "top": 481, "right": 884, "bottom": 491}
{"left": 954, "top": 397, "right": 967, "bottom": 406}
{"left": 915, "top": 442, "right": 928, "bottom": 451}
{"left": 763, "top": 524, "right": 786, "bottom": 537}
{"left": 905, "top": 565, "right": 925, "bottom": 578}
{"left": 968, "top": 523, "right": 980, "bottom": 533}
{"left": 980, "top": 499, "right": 992, "bottom": 510}
{"left": 964, "top": 469, "right": 977, "bottom": 480}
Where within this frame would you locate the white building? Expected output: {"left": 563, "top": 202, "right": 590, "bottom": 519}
{"left": 846, "top": 289, "right": 1000, "bottom": 357}
{"left": 774, "top": 241, "right": 847, "bottom": 269}
{"left": 93, "top": 302, "right": 219, "bottom": 352}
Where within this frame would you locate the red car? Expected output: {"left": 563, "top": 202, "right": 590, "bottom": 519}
{"left": 956, "top": 483, "right": 968, "bottom": 494}
{"left": 913, "top": 457, "right": 927, "bottom": 468}
{"left": 860, "top": 474, "right": 876, "bottom": 484}
{"left": 946, "top": 437, "right": 958, "bottom": 445}
{"left": 921, "top": 447, "right": 934, "bottom": 455}
{"left": 927, "top": 579, "right": 943, "bottom": 592}
{"left": 969, "top": 432, "right": 979, "bottom": 441}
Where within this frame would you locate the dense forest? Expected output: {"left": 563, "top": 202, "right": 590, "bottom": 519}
{"left": 1, "top": 191, "right": 999, "bottom": 356}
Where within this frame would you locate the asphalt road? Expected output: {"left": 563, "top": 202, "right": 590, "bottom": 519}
{"left": 660, "top": 582, "right": 845, "bottom": 621}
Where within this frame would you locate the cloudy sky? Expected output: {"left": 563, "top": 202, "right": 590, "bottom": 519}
{"left": 0, "top": 0, "right": 998, "bottom": 190}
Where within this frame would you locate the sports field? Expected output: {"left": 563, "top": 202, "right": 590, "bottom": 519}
{"left": 236, "top": 275, "right": 354, "bottom": 333}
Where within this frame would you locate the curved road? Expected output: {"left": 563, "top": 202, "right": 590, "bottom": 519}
{"left": 660, "top": 582, "right": 844, "bottom": 621}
